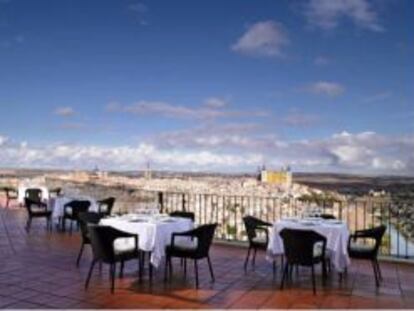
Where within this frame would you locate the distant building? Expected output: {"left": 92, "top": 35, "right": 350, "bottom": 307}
{"left": 260, "top": 166, "right": 292, "bottom": 187}
{"left": 144, "top": 161, "right": 152, "bottom": 180}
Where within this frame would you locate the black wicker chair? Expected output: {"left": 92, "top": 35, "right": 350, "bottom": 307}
{"left": 49, "top": 187, "right": 62, "bottom": 198}
{"left": 320, "top": 214, "right": 336, "bottom": 220}
{"left": 164, "top": 223, "right": 217, "bottom": 288}
{"left": 85, "top": 225, "right": 141, "bottom": 293}
{"left": 25, "top": 188, "right": 43, "bottom": 203}
{"left": 77, "top": 212, "right": 104, "bottom": 266}
{"left": 279, "top": 228, "right": 328, "bottom": 295}
{"left": 97, "top": 197, "right": 115, "bottom": 216}
{"left": 24, "top": 197, "right": 52, "bottom": 232}
{"left": 242, "top": 216, "right": 272, "bottom": 271}
{"left": 347, "top": 225, "right": 386, "bottom": 287}
{"left": 62, "top": 200, "right": 91, "bottom": 233}
{"left": 2, "top": 187, "right": 18, "bottom": 208}
{"left": 169, "top": 211, "right": 195, "bottom": 222}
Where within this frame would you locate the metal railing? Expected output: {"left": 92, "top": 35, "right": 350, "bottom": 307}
{"left": 43, "top": 178, "right": 414, "bottom": 260}
{"left": 154, "top": 190, "right": 414, "bottom": 260}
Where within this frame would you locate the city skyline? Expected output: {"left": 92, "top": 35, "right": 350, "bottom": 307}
{"left": 0, "top": 0, "right": 413, "bottom": 174}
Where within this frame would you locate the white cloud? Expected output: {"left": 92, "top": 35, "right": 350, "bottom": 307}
{"left": 231, "top": 20, "right": 289, "bottom": 57}
{"left": 304, "top": 0, "right": 384, "bottom": 32}
{"left": 203, "top": 97, "right": 228, "bottom": 109}
{"left": 54, "top": 106, "right": 74, "bottom": 117}
{"left": 363, "top": 91, "right": 392, "bottom": 103}
{"left": 108, "top": 99, "right": 268, "bottom": 119}
{"left": 314, "top": 56, "right": 330, "bottom": 66}
{"left": 0, "top": 130, "right": 412, "bottom": 174}
{"left": 0, "top": 135, "right": 8, "bottom": 145}
{"left": 282, "top": 111, "right": 320, "bottom": 127}
{"left": 306, "top": 81, "right": 345, "bottom": 97}
{"left": 128, "top": 2, "right": 149, "bottom": 26}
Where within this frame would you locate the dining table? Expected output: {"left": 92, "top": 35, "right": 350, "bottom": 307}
{"left": 100, "top": 214, "right": 193, "bottom": 268}
{"left": 49, "top": 195, "right": 99, "bottom": 223}
{"left": 267, "top": 217, "right": 351, "bottom": 272}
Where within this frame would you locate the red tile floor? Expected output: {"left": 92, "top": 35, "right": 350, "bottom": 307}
{"left": 0, "top": 205, "right": 413, "bottom": 309}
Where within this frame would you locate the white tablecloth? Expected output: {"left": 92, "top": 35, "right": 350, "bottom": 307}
{"left": 267, "top": 219, "right": 350, "bottom": 272}
{"left": 18, "top": 186, "right": 49, "bottom": 204}
{"left": 100, "top": 215, "right": 193, "bottom": 268}
{"left": 49, "top": 196, "right": 99, "bottom": 220}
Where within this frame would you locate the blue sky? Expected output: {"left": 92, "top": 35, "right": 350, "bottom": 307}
{"left": 0, "top": 0, "right": 413, "bottom": 174}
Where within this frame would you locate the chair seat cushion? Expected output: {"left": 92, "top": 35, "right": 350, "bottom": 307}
{"left": 30, "top": 205, "right": 47, "bottom": 213}
{"left": 349, "top": 242, "right": 375, "bottom": 253}
{"left": 313, "top": 241, "right": 324, "bottom": 258}
{"left": 114, "top": 237, "right": 136, "bottom": 255}
{"left": 252, "top": 236, "right": 267, "bottom": 244}
{"left": 64, "top": 207, "right": 73, "bottom": 216}
{"left": 172, "top": 238, "right": 198, "bottom": 251}
{"left": 99, "top": 205, "right": 108, "bottom": 213}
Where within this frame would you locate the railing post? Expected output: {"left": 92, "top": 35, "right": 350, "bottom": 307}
{"left": 158, "top": 191, "right": 164, "bottom": 213}
{"left": 182, "top": 193, "right": 186, "bottom": 211}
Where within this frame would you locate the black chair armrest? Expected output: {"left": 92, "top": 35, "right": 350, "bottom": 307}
{"left": 110, "top": 228, "right": 139, "bottom": 251}
{"left": 26, "top": 198, "right": 47, "bottom": 210}
{"left": 350, "top": 229, "right": 375, "bottom": 241}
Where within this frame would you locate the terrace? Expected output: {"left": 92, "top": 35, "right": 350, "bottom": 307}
{"left": 0, "top": 200, "right": 414, "bottom": 309}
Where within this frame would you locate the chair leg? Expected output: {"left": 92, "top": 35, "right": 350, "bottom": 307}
{"left": 70, "top": 221, "right": 73, "bottom": 235}
{"left": 110, "top": 263, "right": 116, "bottom": 294}
{"left": 120, "top": 261, "right": 124, "bottom": 278}
{"left": 149, "top": 262, "right": 153, "bottom": 284}
{"left": 194, "top": 259, "right": 199, "bottom": 289}
{"left": 184, "top": 258, "right": 187, "bottom": 278}
{"left": 311, "top": 265, "right": 316, "bottom": 295}
{"left": 138, "top": 253, "right": 142, "bottom": 283}
{"left": 372, "top": 260, "right": 380, "bottom": 287}
{"left": 164, "top": 256, "right": 169, "bottom": 282}
{"left": 244, "top": 247, "right": 251, "bottom": 271}
{"left": 252, "top": 248, "right": 257, "bottom": 268}
{"left": 273, "top": 259, "right": 277, "bottom": 279}
{"left": 207, "top": 256, "right": 215, "bottom": 282}
{"left": 48, "top": 217, "right": 53, "bottom": 231}
{"left": 26, "top": 217, "right": 32, "bottom": 232}
{"left": 76, "top": 243, "right": 85, "bottom": 267}
{"left": 169, "top": 256, "right": 173, "bottom": 279}
{"left": 139, "top": 252, "right": 143, "bottom": 283}
{"left": 375, "top": 260, "right": 383, "bottom": 281}
{"left": 85, "top": 259, "right": 97, "bottom": 290}
{"left": 322, "top": 260, "right": 327, "bottom": 285}
{"left": 280, "top": 263, "right": 288, "bottom": 290}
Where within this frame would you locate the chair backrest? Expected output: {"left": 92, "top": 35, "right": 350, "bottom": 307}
{"left": 364, "top": 225, "right": 387, "bottom": 254}
{"left": 78, "top": 212, "right": 103, "bottom": 243}
{"left": 49, "top": 187, "right": 62, "bottom": 197}
{"left": 88, "top": 225, "right": 117, "bottom": 263}
{"left": 243, "top": 216, "right": 269, "bottom": 243}
{"left": 169, "top": 211, "right": 195, "bottom": 222}
{"left": 3, "top": 187, "right": 17, "bottom": 197}
{"left": 25, "top": 188, "right": 42, "bottom": 203}
{"left": 65, "top": 200, "right": 91, "bottom": 219}
{"left": 320, "top": 214, "right": 336, "bottom": 220}
{"left": 280, "top": 228, "right": 326, "bottom": 265}
{"left": 97, "top": 197, "right": 115, "bottom": 215}
{"left": 192, "top": 223, "right": 217, "bottom": 258}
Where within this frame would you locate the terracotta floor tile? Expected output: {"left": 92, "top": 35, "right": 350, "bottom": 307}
{"left": 0, "top": 207, "right": 413, "bottom": 309}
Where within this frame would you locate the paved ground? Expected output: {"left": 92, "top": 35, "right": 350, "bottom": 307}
{"left": 0, "top": 205, "right": 413, "bottom": 309}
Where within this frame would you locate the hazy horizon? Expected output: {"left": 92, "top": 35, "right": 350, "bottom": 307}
{"left": 0, "top": 0, "right": 413, "bottom": 175}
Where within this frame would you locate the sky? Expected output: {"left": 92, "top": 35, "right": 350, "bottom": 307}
{"left": 0, "top": 0, "right": 413, "bottom": 174}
